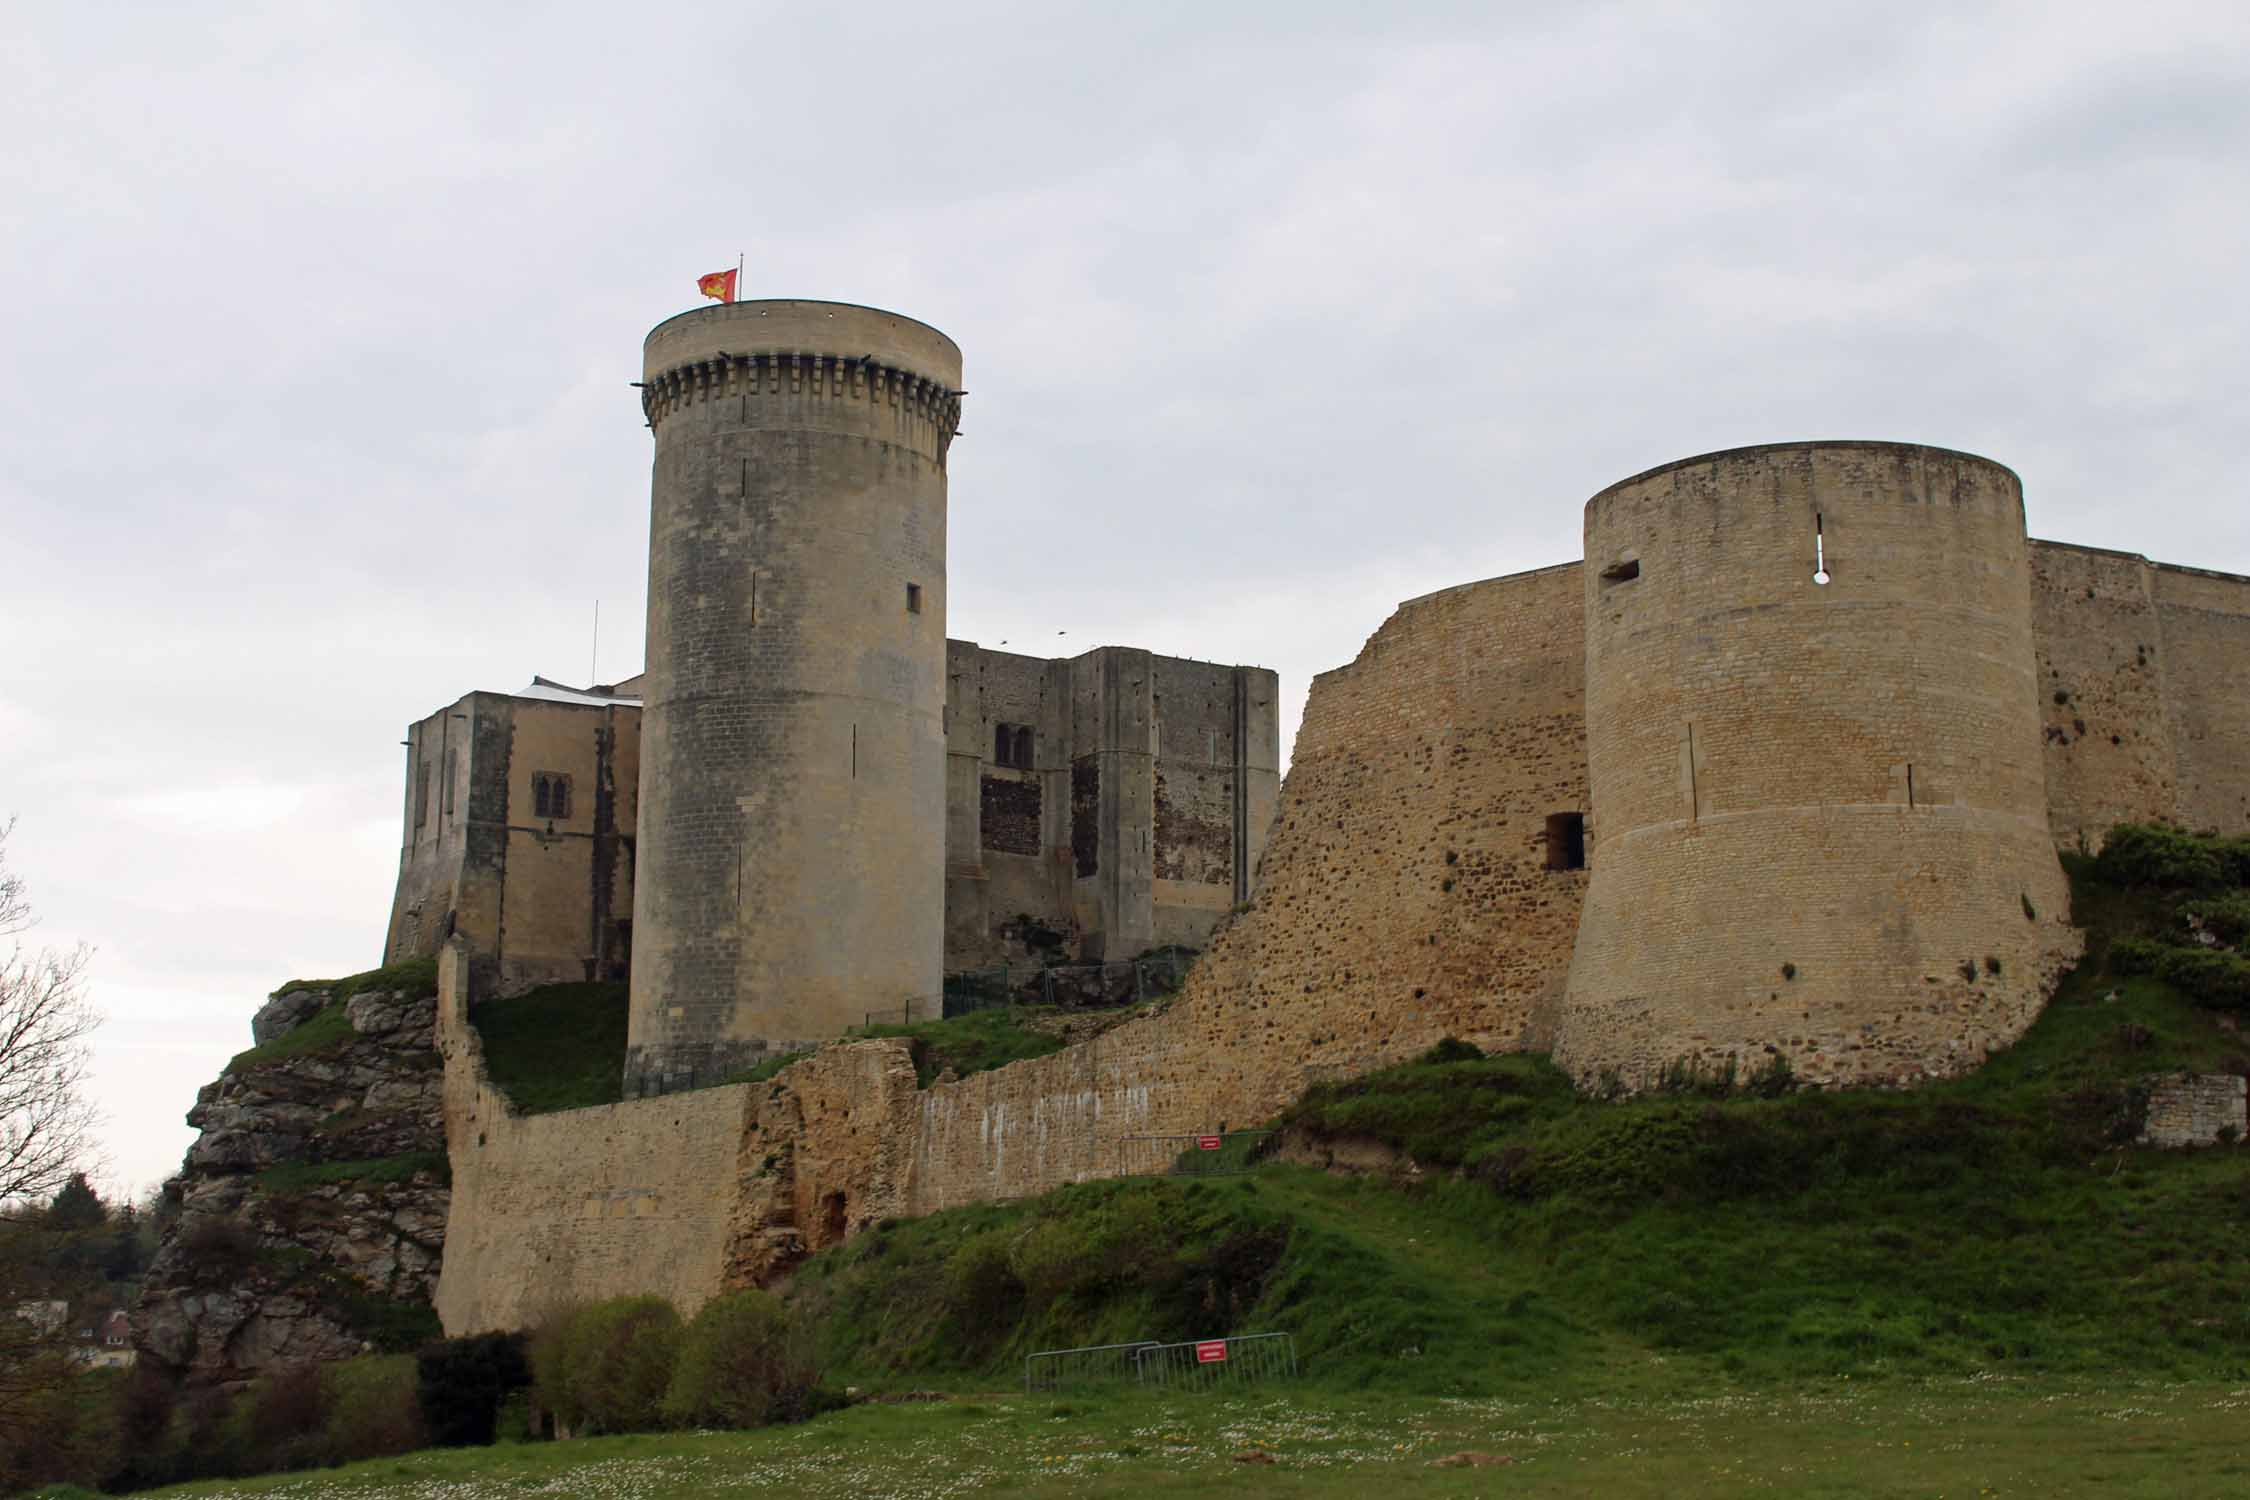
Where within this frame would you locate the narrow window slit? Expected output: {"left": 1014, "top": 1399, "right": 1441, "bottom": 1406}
{"left": 1545, "top": 813, "right": 1587, "bottom": 871}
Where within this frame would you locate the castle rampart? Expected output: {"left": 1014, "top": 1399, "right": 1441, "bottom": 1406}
{"left": 627, "top": 301, "right": 960, "bottom": 1091}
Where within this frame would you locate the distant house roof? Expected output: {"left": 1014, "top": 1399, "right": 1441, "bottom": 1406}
{"left": 516, "top": 675, "right": 644, "bottom": 708}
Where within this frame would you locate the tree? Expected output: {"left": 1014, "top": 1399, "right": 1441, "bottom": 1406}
{"left": 0, "top": 818, "right": 100, "bottom": 1214}
{"left": 47, "top": 1171, "right": 105, "bottom": 1231}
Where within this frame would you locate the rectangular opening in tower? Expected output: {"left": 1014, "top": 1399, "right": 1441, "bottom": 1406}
{"left": 1545, "top": 812, "right": 1587, "bottom": 871}
{"left": 1599, "top": 559, "right": 1640, "bottom": 585}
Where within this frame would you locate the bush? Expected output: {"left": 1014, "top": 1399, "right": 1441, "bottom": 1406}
{"left": 242, "top": 1362, "right": 332, "bottom": 1471}
{"left": 537, "top": 1296, "right": 682, "bottom": 1435}
{"left": 1418, "top": 1037, "right": 1484, "bottom": 1065}
{"left": 2108, "top": 936, "right": 2167, "bottom": 976}
{"left": 321, "top": 1355, "right": 426, "bottom": 1464}
{"left": 2154, "top": 947, "right": 2250, "bottom": 1011}
{"left": 942, "top": 1228, "right": 1026, "bottom": 1337}
{"left": 417, "top": 1331, "right": 530, "bottom": 1447}
{"left": 663, "top": 1290, "right": 819, "bottom": 1429}
{"left": 2094, "top": 823, "right": 2227, "bottom": 890}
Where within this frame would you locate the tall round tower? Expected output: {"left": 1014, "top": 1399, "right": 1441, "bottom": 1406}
{"left": 626, "top": 300, "right": 962, "bottom": 1094}
{"left": 1555, "top": 442, "right": 2079, "bottom": 1089}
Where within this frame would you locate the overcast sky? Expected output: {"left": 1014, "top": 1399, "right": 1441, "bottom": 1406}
{"left": 4, "top": 1, "right": 2246, "bottom": 1196}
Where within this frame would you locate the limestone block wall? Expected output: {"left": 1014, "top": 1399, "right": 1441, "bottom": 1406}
{"left": 386, "top": 694, "right": 637, "bottom": 996}
{"left": 434, "top": 563, "right": 1593, "bottom": 1327}
{"left": 433, "top": 945, "right": 757, "bottom": 1334}
{"left": 1558, "top": 443, "right": 2082, "bottom": 1089}
{"left": 2139, "top": 1073, "right": 2249, "bottom": 1149}
{"left": 2150, "top": 563, "right": 2250, "bottom": 836}
{"left": 941, "top": 642, "right": 1280, "bottom": 969}
{"left": 2029, "top": 543, "right": 2250, "bottom": 849}
{"left": 628, "top": 302, "right": 960, "bottom": 1091}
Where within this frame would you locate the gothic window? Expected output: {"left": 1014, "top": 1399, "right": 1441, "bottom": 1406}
{"left": 414, "top": 762, "right": 430, "bottom": 830}
{"left": 533, "top": 773, "right": 572, "bottom": 821}
{"left": 993, "top": 723, "right": 1034, "bottom": 770}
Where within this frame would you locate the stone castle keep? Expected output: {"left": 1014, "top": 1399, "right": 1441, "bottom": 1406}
{"left": 395, "top": 300, "right": 2248, "bottom": 1333}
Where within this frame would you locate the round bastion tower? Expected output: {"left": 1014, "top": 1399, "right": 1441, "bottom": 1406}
{"left": 625, "top": 300, "right": 962, "bottom": 1095}
{"left": 1554, "top": 442, "right": 2081, "bottom": 1090}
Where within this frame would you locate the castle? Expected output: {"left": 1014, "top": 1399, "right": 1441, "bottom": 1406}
{"left": 416, "top": 300, "right": 2250, "bottom": 1334}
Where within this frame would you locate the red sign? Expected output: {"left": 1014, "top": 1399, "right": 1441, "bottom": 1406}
{"left": 1195, "top": 1340, "right": 1229, "bottom": 1364}
{"left": 1196, "top": 1134, "right": 1223, "bottom": 1151}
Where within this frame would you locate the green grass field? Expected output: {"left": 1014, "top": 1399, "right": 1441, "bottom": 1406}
{"left": 140, "top": 1379, "right": 2250, "bottom": 1498}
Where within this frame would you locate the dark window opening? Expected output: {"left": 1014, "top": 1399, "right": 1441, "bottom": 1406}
{"left": 1544, "top": 812, "right": 1586, "bottom": 871}
{"left": 532, "top": 773, "right": 572, "bottom": 821}
{"left": 1599, "top": 559, "right": 1640, "bottom": 584}
{"left": 414, "top": 762, "right": 430, "bottom": 830}
{"left": 994, "top": 722, "right": 1033, "bottom": 769}
{"left": 906, "top": 582, "right": 923, "bottom": 614}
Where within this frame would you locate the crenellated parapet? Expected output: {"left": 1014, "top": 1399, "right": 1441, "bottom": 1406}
{"left": 639, "top": 350, "right": 962, "bottom": 465}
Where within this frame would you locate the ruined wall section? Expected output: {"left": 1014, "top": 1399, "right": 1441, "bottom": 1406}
{"left": 2028, "top": 542, "right": 2180, "bottom": 850}
{"left": 2028, "top": 543, "right": 2250, "bottom": 848}
{"left": 1150, "top": 658, "right": 1281, "bottom": 950}
{"left": 945, "top": 643, "right": 1076, "bottom": 967}
{"left": 385, "top": 695, "right": 638, "bottom": 997}
{"left": 433, "top": 946, "right": 754, "bottom": 1334}
{"left": 2152, "top": 563, "right": 2250, "bottom": 836}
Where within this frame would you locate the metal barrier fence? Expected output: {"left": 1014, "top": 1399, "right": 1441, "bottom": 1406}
{"left": 1134, "top": 1333, "right": 1299, "bottom": 1391}
{"left": 1023, "top": 1333, "right": 1298, "bottom": 1394}
{"left": 1116, "top": 1130, "right": 1273, "bottom": 1179}
{"left": 1024, "top": 1340, "right": 1164, "bottom": 1394}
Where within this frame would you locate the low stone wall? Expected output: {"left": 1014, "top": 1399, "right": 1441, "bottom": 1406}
{"left": 434, "top": 948, "right": 755, "bottom": 1333}
{"left": 2139, "top": 1073, "right": 2248, "bottom": 1148}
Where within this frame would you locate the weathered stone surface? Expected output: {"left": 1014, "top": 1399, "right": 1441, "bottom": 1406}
{"left": 134, "top": 985, "right": 447, "bottom": 1385}
{"left": 2140, "top": 1073, "right": 2248, "bottom": 1148}
{"left": 251, "top": 987, "right": 324, "bottom": 1046}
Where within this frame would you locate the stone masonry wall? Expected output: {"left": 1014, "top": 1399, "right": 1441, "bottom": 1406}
{"left": 434, "top": 947, "right": 755, "bottom": 1334}
{"left": 2029, "top": 543, "right": 2250, "bottom": 849}
{"left": 2139, "top": 1073, "right": 2249, "bottom": 1149}
{"left": 434, "top": 566, "right": 1590, "bottom": 1328}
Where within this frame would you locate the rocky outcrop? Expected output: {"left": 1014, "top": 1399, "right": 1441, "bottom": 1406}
{"left": 135, "top": 972, "right": 449, "bottom": 1385}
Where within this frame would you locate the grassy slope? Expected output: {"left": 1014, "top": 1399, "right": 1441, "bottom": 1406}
{"left": 471, "top": 982, "right": 631, "bottom": 1114}
{"left": 792, "top": 848, "right": 2250, "bottom": 1395}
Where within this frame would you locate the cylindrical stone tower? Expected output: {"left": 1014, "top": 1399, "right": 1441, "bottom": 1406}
{"left": 626, "top": 300, "right": 962, "bottom": 1094}
{"left": 1555, "top": 442, "right": 2079, "bottom": 1089}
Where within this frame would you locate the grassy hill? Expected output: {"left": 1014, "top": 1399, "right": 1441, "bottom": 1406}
{"left": 788, "top": 829, "right": 2250, "bottom": 1395}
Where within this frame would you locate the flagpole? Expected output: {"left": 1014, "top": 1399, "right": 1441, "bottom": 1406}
{"left": 736, "top": 253, "right": 744, "bottom": 302}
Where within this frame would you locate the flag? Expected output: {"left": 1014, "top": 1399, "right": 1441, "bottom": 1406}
{"left": 697, "top": 268, "right": 738, "bottom": 303}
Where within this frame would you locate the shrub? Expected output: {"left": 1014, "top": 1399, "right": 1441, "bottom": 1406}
{"left": 540, "top": 1296, "right": 682, "bottom": 1435}
{"left": 942, "top": 1227, "right": 1026, "bottom": 1338}
{"left": 1418, "top": 1037, "right": 1484, "bottom": 1065}
{"left": 2094, "top": 823, "right": 2226, "bottom": 890}
{"left": 242, "top": 1362, "right": 332, "bottom": 1471}
{"left": 320, "top": 1355, "right": 426, "bottom": 1464}
{"left": 2154, "top": 947, "right": 2250, "bottom": 1011}
{"left": 663, "top": 1290, "right": 819, "bottom": 1429}
{"left": 2108, "top": 936, "right": 2167, "bottom": 975}
{"left": 416, "top": 1331, "right": 530, "bottom": 1447}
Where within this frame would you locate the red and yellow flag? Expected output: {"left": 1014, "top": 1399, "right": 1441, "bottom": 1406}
{"left": 697, "top": 268, "right": 738, "bottom": 303}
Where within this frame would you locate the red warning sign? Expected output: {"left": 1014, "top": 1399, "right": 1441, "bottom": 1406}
{"left": 1196, "top": 1134, "right": 1223, "bottom": 1150}
{"left": 1195, "top": 1340, "right": 1229, "bottom": 1364}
